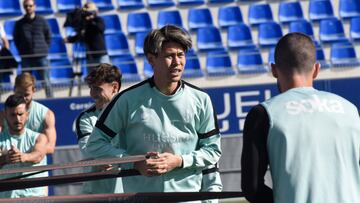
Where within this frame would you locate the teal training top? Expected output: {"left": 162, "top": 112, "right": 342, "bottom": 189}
{"left": 0, "top": 128, "right": 47, "bottom": 198}
{"left": 26, "top": 101, "right": 48, "bottom": 132}
{"left": 86, "top": 78, "right": 222, "bottom": 192}
{"left": 26, "top": 101, "right": 48, "bottom": 176}
{"left": 75, "top": 104, "right": 122, "bottom": 194}
{"left": 262, "top": 87, "right": 360, "bottom": 203}
{"left": 2, "top": 101, "right": 48, "bottom": 176}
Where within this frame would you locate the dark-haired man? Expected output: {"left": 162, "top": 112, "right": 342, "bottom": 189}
{"left": 75, "top": 63, "right": 122, "bottom": 194}
{"left": 0, "top": 95, "right": 47, "bottom": 198}
{"left": 13, "top": 0, "right": 52, "bottom": 98}
{"left": 86, "top": 25, "right": 222, "bottom": 193}
{"left": 241, "top": 33, "right": 360, "bottom": 203}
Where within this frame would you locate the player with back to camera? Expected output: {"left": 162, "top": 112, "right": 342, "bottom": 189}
{"left": 241, "top": 32, "right": 360, "bottom": 203}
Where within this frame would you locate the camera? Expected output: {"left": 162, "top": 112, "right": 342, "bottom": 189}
{"left": 82, "top": 10, "right": 96, "bottom": 18}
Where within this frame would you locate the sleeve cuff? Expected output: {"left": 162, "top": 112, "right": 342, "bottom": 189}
{"left": 181, "top": 154, "right": 194, "bottom": 168}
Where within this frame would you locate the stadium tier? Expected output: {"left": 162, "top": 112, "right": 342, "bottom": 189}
{"left": 0, "top": 0, "right": 359, "bottom": 95}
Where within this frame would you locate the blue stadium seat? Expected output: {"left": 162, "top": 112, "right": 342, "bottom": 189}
{"left": 248, "top": 3, "right": 273, "bottom": 26}
{"left": 319, "top": 18, "right": 347, "bottom": 44}
{"left": 330, "top": 41, "right": 360, "bottom": 67}
{"left": 0, "top": 72, "right": 13, "bottom": 92}
{"left": 0, "top": 72, "right": 12, "bottom": 90}
{"left": 105, "top": 32, "right": 131, "bottom": 57}
{"left": 157, "top": 10, "right": 183, "bottom": 28}
{"left": 135, "top": 32, "right": 147, "bottom": 56}
{"left": 184, "top": 49, "right": 203, "bottom": 78}
{"left": 218, "top": 6, "right": 243, "bottom": 29}
{"left": 117, "top": 0, "right": 144, "bottom": 10}
{"left": 127, "top": 12, "right": 152, "bottom": 35}
{"left": 47, "top": 18, "right": 61, "bottom": 37}
{"left": 289, "top": 20, "right": 314, "bottom": 38}
{"left": 102, "top": 14, "right": 122, "bottom": 34}
{"left": 36, "top": 0, "right": 54, "bottom": 14}
{"left": 4, "top": 20, "right": 16, "bottom": 40}
{"left": 208, "top": 0, "right": 234, "bottom": 4}
{"left": 309, "top": 0, "right": 334, "bottom": 22}
{"left": 206, "top": 50, "right": 235, "bottom": 76}
{"left": 227, "top": 23, "right": 256, "bottom": 50}
{"left": 178, "top": 0, "right": 205, "bottom": 6}
{"left": 339, "top": 0, "right": 360, "bottom": 20}
{"left": 49, "top": 58, "right": 74, "bottom": 85}
{"left": 57, "top": 0, "right": 82, "bottom": 14}
{"left": 48, "top": 37, "right": 68, "bottom": 60}
{"left": 267, "top": 47, "right": 275, "bottom": 65}
{"left": 237, "top": 48, "right": 267, "bottom": 74}
{"left": 111, "top": 55, "right": 141, "bottom": 82}
{"left": 92, "top": 0, "right": 114, "bottom": 11}
{"left": 314, "top": 41, "right": 330, "bottom": 69}
{"left": 148, "top": 0, "right": 175, "bottom": 8}
{"left": 0, "top": 1, "right": 22, "bottom": 16}
{"left": 350, "top": 17, "right": 360, "bottom": 42}
{"left": 258, "top": 22, "right": 283, "bottom": 48}
{"left": 143, "top": 59, "right": 153, "bottom": 78}
{"left": 188, "top": 8, "right": 213, "bottom": 31}
{"left": 278, "top": 1, "right": 304, "bottom": 24}
{"left": 197, "top": 26, "right": 224, "bottom": 52}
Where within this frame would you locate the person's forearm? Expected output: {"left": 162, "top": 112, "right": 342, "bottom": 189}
{"left": 86, "top": 128, "right": 127, "bottom": 158}
{"left": 22, "top": 151, "right": 45, "bottom": 164}
{"left": 182, "top": 134, "right": 221, "bottom": 169}
{"left": 43, "top": 130, "right": 56, "bottom": 154}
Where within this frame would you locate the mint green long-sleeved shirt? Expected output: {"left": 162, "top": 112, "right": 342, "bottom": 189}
{"left": 86, "top": 78, "right": 222, "bottom": 192}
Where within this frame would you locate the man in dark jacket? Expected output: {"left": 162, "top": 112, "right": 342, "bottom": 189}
{"left": 13, "top": 0, "right": 53, "bottom": 98}
{"left": 65, "top": 2, "right": 109, "bottom": 74}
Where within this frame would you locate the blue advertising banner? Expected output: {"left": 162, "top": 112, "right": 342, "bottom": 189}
{"left": 1, "top": 77, "right": 359, "bottom": 146}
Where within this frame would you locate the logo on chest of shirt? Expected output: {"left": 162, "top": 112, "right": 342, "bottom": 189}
{"left": 285, "top": 94, "right": 345, "bottom": 115}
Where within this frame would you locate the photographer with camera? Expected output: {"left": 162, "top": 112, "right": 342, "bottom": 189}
{"left": 64, "top": 2, "right": 110, "bottom": 74}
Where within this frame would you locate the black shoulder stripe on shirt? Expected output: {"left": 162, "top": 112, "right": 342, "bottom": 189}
{"left": 182, "top": 80, "right": 206, "bottom": 92}
{"left": 77, "top": 132, "right": 91, "bottom": 141}
{"left": 96, "top": 79, "right": 150, "bottom": 138}
{"left": 198, "top": 128, "right": 220, "bottom": 139}
{"left": 95, "top": 122, "right": 117, "bottom": 138}
{"left": 75, "top": 105, "right": 97, "bottom": 141}
{"left": 202, "top": 166, "right": 219, "bottom": 175}
{"left": 183, "top": 80, "right": 221, "bottom": 139}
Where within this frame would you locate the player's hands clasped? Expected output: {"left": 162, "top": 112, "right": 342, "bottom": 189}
{"left": 134, "top": 152, "right": 183, "bottom": 177}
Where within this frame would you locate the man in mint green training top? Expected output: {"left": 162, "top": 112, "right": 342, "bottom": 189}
{"left": 0, "top": 94, "right": 47, "bottom": 198}
{"left": 75, "top": 63, "right": 122, "bottom": 194}
{"left": 86, "top": 25, "right": 222, "bottom": 196}
{"left": 241, "top": 33, "right": 360, "bottom": 203}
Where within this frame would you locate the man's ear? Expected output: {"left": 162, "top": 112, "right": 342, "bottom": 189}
{"left": 147, "top": 54, "right": 156, "bottom": 67}
{"left": 112, "top": 81, "right": 119, "bottom": 93}
{"left": 271, "top": 63, "right": 278, "bottom": 78}
{"left": 312, "top": 63, "right": 320, "bottom": 79}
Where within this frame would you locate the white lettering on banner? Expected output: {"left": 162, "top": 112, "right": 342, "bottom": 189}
{"left": 235, "top": 91, "right": 261, "bottom": 117}
{"left": 216, "top": 89, "right": 273, "bottom": 133}
{"left": 219, "top": 120, "right": 229, "bottom": 132}
{"left": 217, "top": 93, "right": 231, "bottom": 119}
{"left": 69, "top": 102, "right": 94, "bottom": 111}
{"left": 286, "top": 95, "right": 345, "bottom": 115}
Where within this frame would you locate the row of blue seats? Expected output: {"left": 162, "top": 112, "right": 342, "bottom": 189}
{"left": 4, "top": 11, "right": 360, "bottom": 61}
{"left": 2, "top": 38, "right": 359, "bottom": 89}
{"left": 1, "top": 0, "right": 360, "bottom": 22}
{"left": 0, "top": 0, "right": 257, "bottom": 16}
